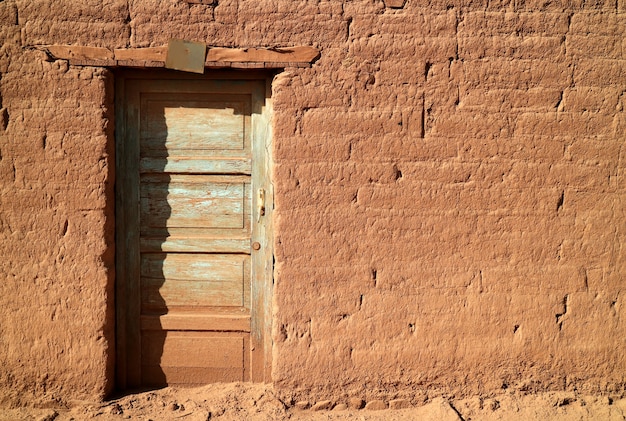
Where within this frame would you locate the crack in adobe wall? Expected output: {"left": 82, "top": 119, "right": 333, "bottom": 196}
{"left": 124, "top": 0, "right": 131, "bottom": 48}
{"left": 556, "top": 295, "right": 570, "bottom": 331}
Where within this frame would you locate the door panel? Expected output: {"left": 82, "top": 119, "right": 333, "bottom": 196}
{"left": 116, "top": 73, "right": 272, "bottom": 388}
{"left": 140, "top": 253, "right": 249, "bottom": 310}
{"left": 140, "top": 94, "right": 250, "bottom": 152}
{"left": 140, "top": 175, "right": 250, "bottom": 230}
{"left": 141, "top": 332, "right": 248, "bottom": 384}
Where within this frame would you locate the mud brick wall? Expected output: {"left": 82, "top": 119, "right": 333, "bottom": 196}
{"left": 0, "top": 0, "right": 625, "bottom": 406}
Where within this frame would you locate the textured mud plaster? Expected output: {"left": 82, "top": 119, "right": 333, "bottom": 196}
{"left": 266, "top": 1, "right": 626, "bottom": 405}
{"left": 0, "top": 3, "right": 117, "bottom": 402}
{"left": 0, "top": 0, "right": 625, "bottom": 408}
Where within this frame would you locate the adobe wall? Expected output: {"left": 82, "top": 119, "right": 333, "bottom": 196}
{"left": 0, "top": 0, "right": 624, "bottom": 407}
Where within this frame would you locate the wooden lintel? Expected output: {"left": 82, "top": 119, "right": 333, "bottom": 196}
{"left": 69, "top": 59, "right": 116, "bottom": 67}
{"left": 44, "top": 45, "right": 114, "bottom": 61}
{"left": 206, "top": 46, "right": 320, "bottom": 64}
{"left": 114, "top": 47, "right": 167, "bottom": 62}
{"left": 43, "top": 45, "right": 319, "bottom": 68}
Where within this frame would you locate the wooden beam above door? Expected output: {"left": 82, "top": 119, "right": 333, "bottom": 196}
{"left": 37, "top": 45, "right": 320, "bottom": 68}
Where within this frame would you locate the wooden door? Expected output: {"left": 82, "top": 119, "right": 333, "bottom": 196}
{"left": 116, "top": 72, "right": 273, "bottom": 388}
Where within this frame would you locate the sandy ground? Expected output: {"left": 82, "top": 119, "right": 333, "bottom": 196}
{"left": 1, "top": 384, "right": 625, "bottom": 421}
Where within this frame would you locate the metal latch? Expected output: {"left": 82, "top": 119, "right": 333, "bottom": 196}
{"left": 257, "top": 188, "right": 265, "bottom": 222}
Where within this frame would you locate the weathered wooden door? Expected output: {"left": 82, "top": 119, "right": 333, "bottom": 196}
{"left": 116, "top": 72, "right": 272, "bottom": 388}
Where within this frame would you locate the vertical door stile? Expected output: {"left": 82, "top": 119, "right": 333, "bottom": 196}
{"left": 261, "top": 78, "right": 274, "bottom": 382}
{"left": 128, "top": 92, "right": 141, "bottom": 388}
{"left": 124, "top": 81, "right": 143, "bottom": 388}
{"left": 115, "top": 75, "right": 127, "bottom": 390}
{"left": 250, "top": 80, "right": 273, "bottom": 382}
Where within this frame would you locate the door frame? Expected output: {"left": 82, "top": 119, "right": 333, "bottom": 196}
{"left": 114, "top": 69, "right": 274, "bottom": 389}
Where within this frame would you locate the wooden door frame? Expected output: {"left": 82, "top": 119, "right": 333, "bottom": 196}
{"left": 114, "top": 69, "right": 274, "bottom": 390}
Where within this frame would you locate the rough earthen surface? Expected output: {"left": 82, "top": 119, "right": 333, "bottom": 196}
{"left": 1, "top": 384, "right": 625, "bottom": 421}
{"left": 0, "top": 0, "right": 624, "bottom": 408}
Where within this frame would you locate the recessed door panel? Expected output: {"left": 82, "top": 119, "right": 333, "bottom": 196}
{"left": 141, "top": 332, "right": 248, "bottom": 384}
{"left": 140, "top": 95, "right": 250, "bottom": 152}
{"left": 140, "top": 253, "right": 249, "bottom": 310}
{"left": 140, "top": 175, "right": 249, "bottom": 230}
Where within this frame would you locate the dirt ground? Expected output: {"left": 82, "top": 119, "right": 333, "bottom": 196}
{"left": 1, "top": 384, "right": 626, "bottom": 421}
